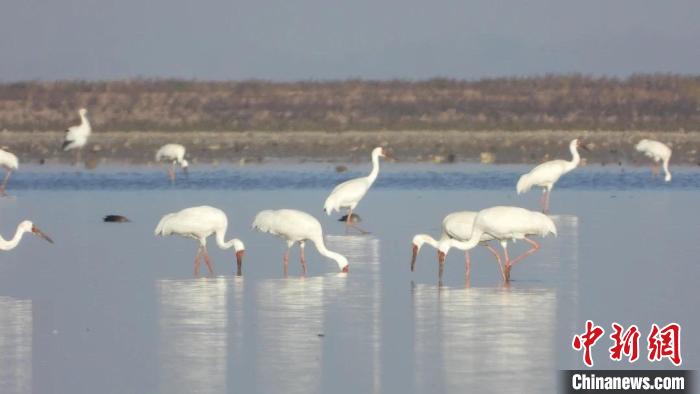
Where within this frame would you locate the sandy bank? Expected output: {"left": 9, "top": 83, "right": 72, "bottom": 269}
{"left": 2, "top": 130, "right": 699, "bottom": 167}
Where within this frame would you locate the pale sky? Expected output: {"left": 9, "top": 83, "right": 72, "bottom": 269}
{"left": 1, "top": 0, "right": 698, "bottom": 81}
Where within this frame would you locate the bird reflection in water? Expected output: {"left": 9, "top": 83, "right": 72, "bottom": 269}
{"left": 0, "top": 297, "right": 32, "bottom": 394}
{"left": 157, "top": 277, "right": 228, "bottom": 394}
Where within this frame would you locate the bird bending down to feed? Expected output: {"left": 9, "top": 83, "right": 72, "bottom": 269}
{"left": 155, "top": 144, "right": 189, "bottom": 182}
{"left": 155, "top": 206, "right": 245, "bottom": 276}
{"left": 324, "top": 146, "right": 391, "bottom": 233}
{"left": 0, "top": 220, "right": 53, "bottom": 251}
{"left": 252, "top": 209, "right": 349, "bottom": 274}
{"left": 635, "top": 139, "right": 672, "bottom": 182}
{"left": 517, "top": 138, "right": 588, "bottom": 213}
{"left": 411, "top": 211, "right": 501, "bottom": 279}
{"left": 62, "top": 108, "right": 92, "bottom": 165}
{"left": 437, "top": 206, "right": 557, "bottom": 282}
{"left": 0, "top": 148, "right": 18, "bottom": 196}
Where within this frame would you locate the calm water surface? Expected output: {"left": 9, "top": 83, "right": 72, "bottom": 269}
{"left": 0, "top": 163, "right": 698, "bottom": 393}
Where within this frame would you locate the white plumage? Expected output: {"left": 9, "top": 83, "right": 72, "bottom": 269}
{"left": 0, "top": 220, "right": 53, "bottom": 251}
{"left": 635, "top": 139, "right": 672, "bottom": 182}
{"left": 516, "top": 138, "right": 587, "bottom": 212}
{"left": 252, "top": 209, "right": 349, "bottom": 273}
{"left": 438, "top": 206, "right": 557, "bottom": 282}
{"left": 0, "top": 148, "right": 18, "bottom": 196}
{"left": 324, "top": 146, "right": 389, "bottom": 231}
{"left": 156, "top": 143, "right": 189, "bottom": 181}
{"left": 155, "top": 206, "right": 245, "bottom": 275}
{"left": 62, "top": 108, "right": 92, "bottom": 151}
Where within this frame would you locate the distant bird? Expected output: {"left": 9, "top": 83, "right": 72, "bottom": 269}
{"left": 0, "top": 220, "right": 53, "bottom": 251}
{"left": 635, "top": 139, "right": 672, "bottom": 182}
{"left": 324, "top": 146, "right": 391, "bottom": 232}
{"left": 437, "top": 206, "right": 557, "bottom": 282}
{"left": 252, "top": 209, "right": 349, "bottom": 274}
{"left": 155, "top": 206, "right": 245, "bottom": 276}
{"left": 337, "top": 213, "right": 368, "bottom": 233}
{"left": 0, "top": 148, "right": 18, "bottom": 197}
{"left": 517, "top": 138, "right": 588, "bottom": 212}
{"left": 155, "top": 144, "right": 189, "bottom": 182}
{"left": 103, "top": 215, "right": 131, "bottom": 223}
{"left": 62, "top": 108, "right": 92, "bottom": 164}
{"left": 411, "top": 211, "right": 500, "bottom": 278}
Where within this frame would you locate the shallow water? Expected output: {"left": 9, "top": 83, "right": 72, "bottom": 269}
{"left": 0, "top": 164, "right": 698, "bottom": 393}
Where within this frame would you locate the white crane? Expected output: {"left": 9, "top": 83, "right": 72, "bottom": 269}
{"left": 411, "top": 211, "right": 500, "bottom": 278}
{"left": 324, "top": 146, "right": 390, "bottom": 232}
{"left": 0, "top": 220, "right": 53, "bottom": 251}
{"left": 635, "top": 139, "right": 672, "bottom": 182}
{"left": 252, "top": 209, "right": 349, "bottom": 274}
{"left": 516, "top": 138, "right": 588, "bottom": 212}
{"left": 155, "top": 206, "right": 245, "bottom": 276}
{"left": 0, "top": 148, "right": 18, "bottom": 196}
{"left": 62, "top": 108, "right": 92, "bottom": 164}
{"left": 437, "top": 206, "right": 557, "bottom": 282}
{"left": 155, "top": 144, "right": 189, "bottom": 182}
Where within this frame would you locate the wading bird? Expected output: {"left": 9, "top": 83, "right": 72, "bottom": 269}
{"left": 437, "top": 206, "right": 557, "bottom": 282}
{"left": 324, "top": 146, "right": 390, "bottom": 232}
{"left": 411, "top": 211, "right": 501, "bottom": 278}
{"left": 0, "top": 220, "right": 53, "bottom": 251}
{"left": 635, "top": 139, "right": 672, "bottom": 182}
{"left": 0, "top": 148, "right": 18, "bottom": 196}
{"left": 517, "top": 138, "right": 588, "bottom": 212}
{"left": 252, "top": 209, "right": 349, "bottom": 274}
{"left": 155, "top": 144, "right": 189, "bottom": 182}
{"left": 155, "top": 206, "right": 245, "bottom": 276}
{"left": 62, "top": 108, "right": 92, "bottom": 164}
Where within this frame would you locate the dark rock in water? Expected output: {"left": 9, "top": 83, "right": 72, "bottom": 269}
{"left": 103, "top": 215, "right": 131, "bottom": 223}
{"left": 335, "top": 165, "right": 348, "bottom": 173}
{"left": 338, "top": 213, "right": 361, "bottom": 223}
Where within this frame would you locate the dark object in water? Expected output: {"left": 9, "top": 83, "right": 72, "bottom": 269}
{"left": 338, "top": 213, "right": 361, "bottom": 223}
{"left": 335, "top": 165, "right": 348, "bottom": 173}
{"left": 104, "top": 215, "right": 131, "bottom": 223}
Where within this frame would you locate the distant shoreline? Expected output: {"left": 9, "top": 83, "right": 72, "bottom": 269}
{"left": 3, "top": 130, "right": 698, "bottom": 167}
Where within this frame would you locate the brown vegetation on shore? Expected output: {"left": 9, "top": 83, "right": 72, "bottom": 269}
{"left": 1, "top": 75, "right": 699, "bottom": 132}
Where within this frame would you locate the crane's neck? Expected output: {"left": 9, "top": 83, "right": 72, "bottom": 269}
{"left": 413, "top": 234, "right": 440, "bottom": 250}
{"left": 313, "top": 236, "right": 347, "bottom": 270}
{"left": 0, "top": 226, "right": 27, "bottom": 251}
{"left": 366, "top": 151, "right": 381, "bottom": 185}
{"left": 568, "top": 142, "right": 581, "bottom": 170}
{"left": 215, "top": 228, "right": 243, "bottom": 251}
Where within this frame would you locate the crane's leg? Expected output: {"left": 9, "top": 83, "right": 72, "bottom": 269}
{"left": 464, "top": 251, "right": 471, "bottom": 278}
{"left": 299, "top": 241, "right": 307, "bottom": 275}
{"left": 74, "top": 149, "right": 82, "bottom": 167}
{"left": 283, "top": 244, "right": 291, "bottom": 277}
{"left": 202, "top": 247, "right": 214, "bottom": 275}
{"left": 501, "top": 242, "right": 512, "bottom": 282}
{"left": 543, "top": 189, "right": 551, "bottom": 213}
{"left": 651, "top": 163, "right": 659, "bottom": 177}
{"left": 485, "top": 244, "right": 506, "bottom": 282}
{"left": 168, "top": 162, "right": 176, "bottom": 183}
{"left": 504, "top": 237, "right": 540, "bottom": 282}
{"left": 193, "top": 246, "right": 203, "bottom": 276}
{"left": 540, "top": 189, "right": 547, "bottom": 213}
{"left": 0, "top": 169, "right": 12, "bottom": 197}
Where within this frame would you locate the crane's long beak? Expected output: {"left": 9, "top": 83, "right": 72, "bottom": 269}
{"left": 32, "top": 225, "right": 54, "bottom": 244}
{"left": 411, "top": 244, "right": 419, "bottom": 272}
{"left": 236, "top": 250, "right": 245, "bottom": 276}
{"left": 437, "top": 250, "right": 446, "bottom": 264}
{"left": 579, "top": 142, "right": 591, "bottom": 152}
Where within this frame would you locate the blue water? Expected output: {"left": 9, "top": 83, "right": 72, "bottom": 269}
{"left": 0, "top": 163, "right": 697, "bottom": 394}
{"left": 9, "top": 163, "right": 700, "bottom": 191}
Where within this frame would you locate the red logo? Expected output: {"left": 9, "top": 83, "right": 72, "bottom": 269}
{"left": 572, "top": 320, "right": 605, "bottom": 367}
{"left": 572, "top": 321, "right": 682, "bottom": 367}
{"left": 647, "top": 323, "right": 682, "bottom": 366}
